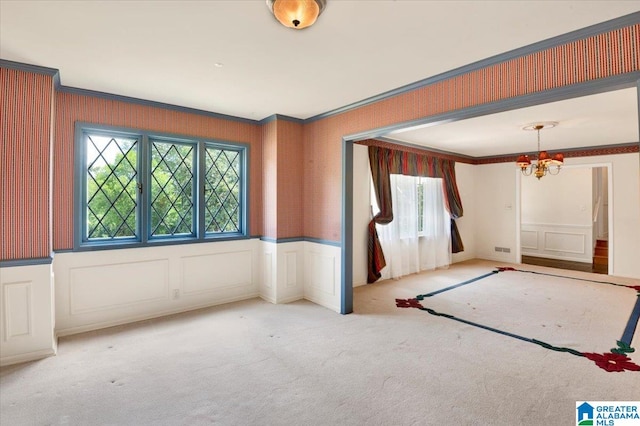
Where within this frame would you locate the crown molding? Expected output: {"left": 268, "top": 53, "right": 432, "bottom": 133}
{"left": 57, "top": 85, "right": 259, "bottom": 125}
{"left": 258, "top": 114, "right": 305, "bottom": 125}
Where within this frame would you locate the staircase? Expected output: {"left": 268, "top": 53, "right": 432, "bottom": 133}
{"left": 592, "top": 239, "right": 608, "bottom": 274}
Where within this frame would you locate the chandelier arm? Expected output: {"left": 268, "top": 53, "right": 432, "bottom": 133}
{"left": 521, "top": 167, "right": 533, "bottom": 176}
{"left": 515, "top": 122, "right": 562, "bottom": 180}
{"left": 548, "top": 166, "right": 561, "bottom": 175}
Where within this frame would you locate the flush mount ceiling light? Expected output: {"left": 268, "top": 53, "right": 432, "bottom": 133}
{"left": 266, "top": 0, "right": 327, "bottom": 30}
{"left": 516, "top": 122, "right": 564, "bottom": 180}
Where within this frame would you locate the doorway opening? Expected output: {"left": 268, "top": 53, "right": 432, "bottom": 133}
{"left": 518, "top": 164, "right": 612, "bottom": 275}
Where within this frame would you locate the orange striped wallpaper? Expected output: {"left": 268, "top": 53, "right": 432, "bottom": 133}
{"left": 0, "top": 69, "right": 53, "bottom": 260}
{"left": 261, "top": 119, "right": 304, "bottom": 239}
{"left": 276, "top": 120, "right": 304, "bottom": 239}
{"left": 303, "top": 24, "right": 640, "bottom": 241}
{"left": 53, "top": 92, "right": 263, "bottom": 250}
{"left": 262, "top": 120, "right": 278, "bottom": 238}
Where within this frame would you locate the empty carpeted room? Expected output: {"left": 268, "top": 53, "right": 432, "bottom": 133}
{"left": 1, "top": 1, "right": 639, "bottom": 425}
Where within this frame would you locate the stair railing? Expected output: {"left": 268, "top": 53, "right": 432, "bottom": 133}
{"left": 592, "top": 195, "right": 601, "bottom": 223}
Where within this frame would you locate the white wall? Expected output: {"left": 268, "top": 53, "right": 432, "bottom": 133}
{"left": 474, "top": 153, "right": 640, "bottom": 278}
{"left": 262, "top": 241, "right": 305, "bottom": 304}
{"left": 53, "top": 238, "right": 342, "bottom": 338}
{"left": 54, "top": 239, "right": 262, "bottom": 335}
{"left": 565, "top": 154, "right": 639, "bottom": 277}
{"left": 521, "top": 167, "right": 593, "bottom": 263}
{"left": 352, "top": 144, "right": 370, "bottom": 287}
{"left": 474, "top": 162, "right": 520, "bottom": 263}
{"left": 522, "top": 167, "right": 592, "bottom": 225}
{"left": 304, "top": 241, "right": 342, "bottom": 313}
{"left": 0, "top": 264, "right": 56, "bottom": 366}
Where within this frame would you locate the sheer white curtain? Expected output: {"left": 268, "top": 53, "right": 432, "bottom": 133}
{"left": 418, "top": 177, "right": 451, "bottom": 271}
{"left": 373, "top": 174, "right": 450, "bottom": 280}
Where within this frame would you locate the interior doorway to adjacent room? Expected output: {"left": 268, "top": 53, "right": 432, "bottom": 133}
{"left": 519, "top": 164, "right": 611, "bottom": 275}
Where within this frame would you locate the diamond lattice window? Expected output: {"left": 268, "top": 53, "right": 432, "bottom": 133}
{"left": 205, "top": 147, "right": 241, "bottom": 233}
{"left": 77, "top": 126, "right": 246, "bottom": 249}
{"left": 150, "top": 141, "right": 195, "bottom": 237}
{"left": 85, "top": 134, "right": 138, "bottom": 240}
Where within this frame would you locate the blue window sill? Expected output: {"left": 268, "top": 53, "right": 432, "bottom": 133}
{"left": 75, "top": 234, "right": 251, "bottom": 252}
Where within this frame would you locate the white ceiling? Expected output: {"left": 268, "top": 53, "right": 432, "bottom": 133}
{"left": 386, "top": 88, "right": 640, "bottom": 157}
{"left": 1, "top": 0, "right": 638, "bottom": 122}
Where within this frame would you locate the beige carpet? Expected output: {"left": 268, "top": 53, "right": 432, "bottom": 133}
{"left": 1, "top": 260, "right": 638, "bottom": 425}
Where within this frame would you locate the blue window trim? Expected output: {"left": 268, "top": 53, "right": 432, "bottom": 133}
{"left": 74, "top": 122, "right": 249, "bottom": 251}
{"left": 202, "top": 141, "right": 248, "bottom": 239}
{"left": 147, "top": 137, "right": 198, "bottom": 240}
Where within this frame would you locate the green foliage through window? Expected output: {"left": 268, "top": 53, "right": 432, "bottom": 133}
{"left": 205, "top": 147, "right": 240, "bottom": 233}
{"left": 78, "top": 127, "right": 246, "bottom": 248}
{"left": 150, "top": 141, "right": 195, "bottom": 237}
{"left": 85, "top": 134, "right": 138, "bottom": 240}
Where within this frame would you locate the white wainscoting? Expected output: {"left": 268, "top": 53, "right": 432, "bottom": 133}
{"left": 261, "top": 241, "right": 304, "bottom": 304}
{"left": 54, "top": 239, "right": 261, "bottom": 336}
{"left": 0, "top": 264, "right": 56, "bottom": 366}
{"left": 521, "top": 223, "right": 593, "bottom": 263}
{"left": 303, "top": 242, "right": 341, "bottom": 313}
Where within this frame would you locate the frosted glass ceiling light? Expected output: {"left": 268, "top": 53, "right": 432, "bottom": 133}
{"left": 266, "top": 0, "right": 327, "bottom": 30}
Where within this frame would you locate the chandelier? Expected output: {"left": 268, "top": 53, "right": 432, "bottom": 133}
{"left": 266, "top": 0, "right": 327, "bottom": 30}
{"left": 516, "top": 122, "right": 563, "bottom": 180}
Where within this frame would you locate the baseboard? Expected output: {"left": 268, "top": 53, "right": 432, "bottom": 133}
{"left": 259, "top": 294, "right": 276, "bottom": 304}
{"left": 477, "top": 253, "right": 516, "bottom": 263}
{"left": 303, "top": 295, "right": 340, "bottom": 313}
{"left": 0, "top": 347, "right": 57, "bottom": 367}
{"left": 522, "top": 253, "right": 592, "bottom": 264}
{"left": 277, "top": 294, "right": 305, "bottom": 304}
{"left": 259, "top": 294, "right": 304, "bottom": 305}
{"left": 56, "top": 292, "right": 260, "bottom": 337}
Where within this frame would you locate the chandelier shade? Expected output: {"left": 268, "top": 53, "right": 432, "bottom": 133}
{"left": 537, "top": 150, "right": 552, "bottom": 165}
{"left": 266, "top": 0, "right": 327, "bottom": 29}
{"left": 516, "top": 155, "right": 531, "bottom": 168}
{"left": 551, "top": 153, "right": 564, "bottom": 165}
{"left": 517, "top": 122, "right": 562, "bottom": 180}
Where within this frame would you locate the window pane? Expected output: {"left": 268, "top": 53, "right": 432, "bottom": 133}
{"left": 420, "top": 177, "right": 448, "bottom": 238}
{"left": 150, "top": 141, "right": 195, "bottom": 237}
{"left": 85, "top": 134, "right": 138, "bottom": 240}
{"left": 204, "top": 146, "right": 241, "bottom": 234}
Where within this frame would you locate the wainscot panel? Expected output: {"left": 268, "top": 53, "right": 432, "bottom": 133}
{"left": 521, "top": 223, "right": 592, "bottom": 263}
{"left": 303, "top": 241, "right": 341, "bottom": 313}
{"left": 54, "top": 239, "right": 261, "bottom": 336}
{"left": 260, "top": 241, "right": 304, "bottom": 304}
{"left": 0, "top": 264, "right": 56, "bottom": 366}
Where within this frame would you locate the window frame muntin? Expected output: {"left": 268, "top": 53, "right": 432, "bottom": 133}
{"left": 75, "top": 125, "right": 143, "bottom": 248}
{"left": 147, "top": 136, "right": 198, "bottom": 241}
{"left": 202, "top": 141, "right": 246, "bottom": 238}
{"left": 73, "top": 122, "right": 250, "bottom": 252}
